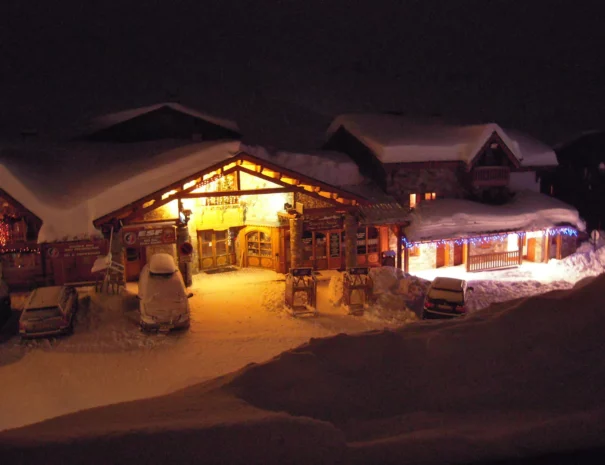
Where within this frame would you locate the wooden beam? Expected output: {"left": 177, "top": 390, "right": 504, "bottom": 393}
{"left": 180, "top": 187, "right": 297, "bottom": 198}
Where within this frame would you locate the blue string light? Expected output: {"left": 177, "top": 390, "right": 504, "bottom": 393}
{"left": 402, "top": 227, "right": 578, "bottom": 249}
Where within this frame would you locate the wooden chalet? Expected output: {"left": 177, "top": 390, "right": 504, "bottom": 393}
{"left": 325, "top": 114, "right": 583, "bottom": 273}
{"left": 92, "top": 151, "right": 408, "bottom": 284}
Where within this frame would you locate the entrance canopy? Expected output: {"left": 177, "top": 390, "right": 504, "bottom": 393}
{"left": 405, "top": 191, "right": 585, "bottom": 244}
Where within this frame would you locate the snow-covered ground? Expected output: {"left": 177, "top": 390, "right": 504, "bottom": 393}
{"left": 1, "top": 243, "right": 604, "bottom": 436}
{"left": 3, "top": 247, "right": 605, "bottom": 464}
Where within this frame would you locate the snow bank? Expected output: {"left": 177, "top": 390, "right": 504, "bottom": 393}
{"left": 406, "top": 190, "right": 584, "bottom": 242}
{"left": 329, "top": 267, "right": 425, "bottom": 323}
{"left": 5, "top": 273, "right": 605, "bottom": 464}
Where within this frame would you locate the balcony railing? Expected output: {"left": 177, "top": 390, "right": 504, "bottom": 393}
{"left": 472, "top": 166, "right": 510, "bottom": 187}
{"left": 467, "top": 250, "right": 520, "bottom": 272}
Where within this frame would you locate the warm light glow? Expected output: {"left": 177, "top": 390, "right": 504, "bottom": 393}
{"left": 161, "top": 189, "right": 177, "bottom": 200}
{"left": 507, "top": 233, "right": 519, "bottom": 252}
{"left": 410, "top": 193, "right": 417, "bottom": 208}
{"left": 183, "top": 180, "right": 197, "bottom": 190}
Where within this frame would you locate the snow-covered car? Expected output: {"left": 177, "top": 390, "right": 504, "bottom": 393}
{"left": 19, "top": 285, "right": 78, "bottom": 338}
{"left": 1, "top": 277, "right": 11, "bottom": 329}
{"left": 422, "top": 277, "right": 473, "bottom": 320}
{"left": 137, "top": 253, "right": 191, "bottom": 332}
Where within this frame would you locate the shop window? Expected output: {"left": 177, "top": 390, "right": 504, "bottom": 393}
{"left": 247, "top": 230, "right": 272, "bottom": 257}
{"left": 356, "top": 227, "right": 379, "bottom": 255}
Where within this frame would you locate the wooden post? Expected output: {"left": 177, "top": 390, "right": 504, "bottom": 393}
{"left": 543, "top": 232, "right": 549, "bottom": 263}
{"left": 403, "top": 245, "right": 410, "bottom": 274}
{"left": 517, "top": 233, "right": 523, "bottom": 265}
{"left": 465, "top": 242, "right": 471, "bottom": 272}
{"left": 344, "top": 213, "right": 358, "bottom": 269}
{"left": 396, "top": 226, "right": 403, "bottom": 270}
{"left": 289, "top": 217, "right": 303, "bottom": 269}
{"left": 556, "top": 232, "right": 562, "bottom": 260}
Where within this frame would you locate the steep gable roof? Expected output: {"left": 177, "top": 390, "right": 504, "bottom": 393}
{"left": 88, "top": 102, "right": 240, "bottom": 134}
{"left": 326, "top": 114, "right": 557, "bottom": 167}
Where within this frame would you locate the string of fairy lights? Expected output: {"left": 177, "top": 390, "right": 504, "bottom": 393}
{"left": 402, "top": 226, "right": 578, "bottom": 249}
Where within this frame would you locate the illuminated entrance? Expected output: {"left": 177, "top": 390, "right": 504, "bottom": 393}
{"left": 198, "top": 228, "right": 236, "bottom": 270}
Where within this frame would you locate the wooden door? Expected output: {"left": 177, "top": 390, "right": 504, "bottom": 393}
{"left": 436, "top": 243, "right": 446, "bottom": 268}
{"left": 527, "top": 238, "right": 537, "bottom": 262}
{"left": 453, "top": 243, "right": 463, "bottom": 266}
{"left": 327, "top": 230, "right": 343, "bottom": 270}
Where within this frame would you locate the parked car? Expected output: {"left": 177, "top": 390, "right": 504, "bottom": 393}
{"left": 19, "top": 285, "right": 78, "bottom": 338}
{"left": 138, "top": 253, "right": 191, "bottom": 332}
{"left": 422, "top": 277, "right": 474, "bottom": 320}
{"left": 1, "top": 277, "right": 11, "bottom": 329}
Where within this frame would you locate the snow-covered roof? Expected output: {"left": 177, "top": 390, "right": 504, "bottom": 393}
{"left": 241, "top": 144, "right": 365, "bottom": 188}
{"left": 405, "top": 191, "right": 585, "bottom": 242}
{"left": 1, "top": 140, "right": 242, "bottom": 242}
{"left": 87, "top": 102, "right": 240, "bottom": 134}
{"left": 327, "top": 113, "right": 558, "bottom": 167}
{"left": 0, "top": 139, "right": 374, "bottom": 243}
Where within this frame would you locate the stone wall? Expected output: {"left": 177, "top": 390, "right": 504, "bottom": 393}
{"left": 386, "top": 166, "right": 467, "bottom": 205}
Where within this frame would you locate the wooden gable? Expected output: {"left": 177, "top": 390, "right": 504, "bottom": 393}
{"left": 93, "top": 152, "right": 368, "bottom": 228}
{"left": 468, "top": 131, "right": 521, "bottom": 170}
{"left": 0, "top": 188, "right": 42, "bottom": 243}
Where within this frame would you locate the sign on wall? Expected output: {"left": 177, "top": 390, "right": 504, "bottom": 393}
{"left": 303, "top": 215, "right": 343, "bottom": 231}
{"left": 123, "top": 226, "right": 176, "bottom": 246}
{"left": 46, "top": 241, "right": 105, "bottom": 258}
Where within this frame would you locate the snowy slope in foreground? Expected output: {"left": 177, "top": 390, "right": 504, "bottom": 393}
{"left": 3, "top": 274, "right": 605, "bottom": 464}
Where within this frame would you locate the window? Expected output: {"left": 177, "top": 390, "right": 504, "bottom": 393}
{"left": 410, "top": 193, "right": 436, "bottom": 208}
{"left": 247, "top": 230, "right": 272, "bottom": 257}
{"left": 409, "top": 193, "right": 417, "bottom": 209}
{"left": 410, "top": 245, "right": 420, "bottom": 257}
{"left": 356, "top": 227, "right": 379, "bottom": 255}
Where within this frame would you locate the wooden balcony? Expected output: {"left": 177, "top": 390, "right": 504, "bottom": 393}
{"left": 467, "top": 250, "right": 520, "bottom": 272}
{"left": 472, "top": 166, "right": 510, "bottom": 187}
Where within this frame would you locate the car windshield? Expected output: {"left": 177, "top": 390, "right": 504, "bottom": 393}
{"left": 428, "top": 288, "right": 464, "bottom": 304}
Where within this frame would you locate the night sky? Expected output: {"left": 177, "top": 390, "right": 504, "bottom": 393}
{"left": 1, "top": 0, "right": 603, "bottom": 148}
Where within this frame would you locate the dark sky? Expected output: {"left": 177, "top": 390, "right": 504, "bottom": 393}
{"left": 1, "top": 0, "right": 603, "bottom": 148}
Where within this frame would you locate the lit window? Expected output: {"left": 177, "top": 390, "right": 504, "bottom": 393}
{"left": 409, "top": 193, "right": 417, "bottom": 208}
{"left": 424, "top": 192, "right": 436, "bottom": 201}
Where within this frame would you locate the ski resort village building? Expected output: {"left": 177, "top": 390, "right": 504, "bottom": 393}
{"left": 325, "top": 114, "right": 584, "bottom": 273}
{"left": 0, "top": 106, "right": 585, "bottom": 289}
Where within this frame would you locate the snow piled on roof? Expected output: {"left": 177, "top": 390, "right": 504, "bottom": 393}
{"left": 87, "top": 102, "right": 240, "bottom": 133}
{"left": 327, "top": 113, "right": 558, "bottom": 167}
{"left": 406, "top": 190, "right": 584, "bottom": 242}
{"left": 242, "top": 144, "right": 365, "bottom": 187}
{"left": 4, "top": 272, "right": 605, "bottom": 464}
{"left": 1, "top": 139, "right": 370, "bottom": 242}
{"left": 1, "top": 140, "right": 241, "bottom": 242}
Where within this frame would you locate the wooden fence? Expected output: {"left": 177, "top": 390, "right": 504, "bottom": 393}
{"left": 467, "top": 250, "right": 520, "bottom": 272}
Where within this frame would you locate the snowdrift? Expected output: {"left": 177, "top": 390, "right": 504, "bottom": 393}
{"left": 4, "top": 274, "right": 605, "bottom": 464}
